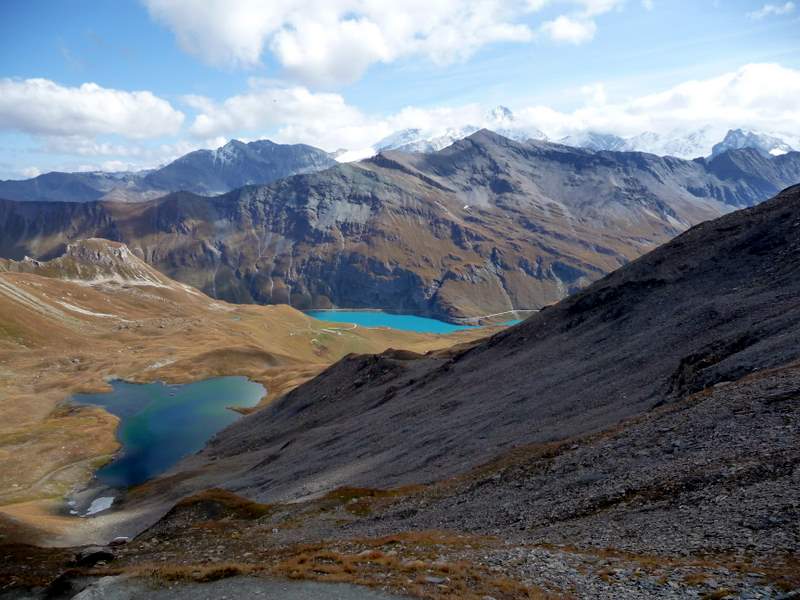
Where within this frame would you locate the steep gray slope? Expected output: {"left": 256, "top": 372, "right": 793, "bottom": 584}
{"left": 166, "top": 184, "right": 800, "bottom": 506}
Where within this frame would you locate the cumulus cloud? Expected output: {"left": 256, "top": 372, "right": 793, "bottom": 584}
{"left": 143, "top": 0, "right": 538, "bottom": 86}
{"left": 185, "top": 80, "right": 385, "bottom": 150}
{"left": 747, "top": 2, "right": 795, "bottom": 19}
{"left": 11, "top": 63, "right": 800, "bottom": 175}
{"left": 20, "top": 166, "right": 41, "bottom": 178}
{"left": 540, "top": 15, "right": 597, "bottom": 43}
{"left": 189, "top": 62, "right": 800, "bottom": 152}
{"left": 0, "top": 78, "right": 184, "bottom": 139}
{"left": 603, "top": 63, "right": 800, "bottom": 135}
{"left": 531, "top": 0, "right": 623, "bottom": 44}
{"left": 143, "top": 1, "right": 646, "bottom": 84}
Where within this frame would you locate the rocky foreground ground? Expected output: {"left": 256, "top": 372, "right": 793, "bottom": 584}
{"left": 2, "top": 360, "right": 797, "bottom": 599}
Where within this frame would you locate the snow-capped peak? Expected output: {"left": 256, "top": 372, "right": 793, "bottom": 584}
{"left": 711, "top": 129, "right": 794, "bottom": 158}
{"left": 486, "top": 105, "right": 515, "bottom": 125}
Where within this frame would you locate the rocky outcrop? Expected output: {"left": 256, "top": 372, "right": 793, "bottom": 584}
{"left": 0, "top": 238, "right": 171, "bottom": 287}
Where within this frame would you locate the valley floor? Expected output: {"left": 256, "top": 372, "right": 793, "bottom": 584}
{"left": 0, "top": 255, "right": 490, "bottom": 546}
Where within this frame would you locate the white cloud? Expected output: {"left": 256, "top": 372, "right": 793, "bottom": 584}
{"left": 527, "top": 0, "right": 624, "bottom": 14}
{"left": 185, "top": 80, "right": 385, "bottom": 150}
{"left": 580, "top": 82, "right": 607, "bottom": 104}
{"left": 12, "top": 63, "right": 800, "bottom": 174}
{"left": 182, "top": 63, "right": 800, "bottom": 154}
{"left": 233, "top": 64, "right": 800, "bottom": 150}
{"left": 0, "top": 78, "right": 184, "bottom": 139}
{"left": 143, "top": 1, "right": 644, "bottom": 85}
{"left": 642, "top": 0, "right": 654, "bottom": 9}
{"left": 531, "top": 0, "right": 623, "bottom": 44}
{"left": 143, "top": 0, "right": 538, "bottom": 86}
{"left": 540, "top": 15, "right": 597, "bottom": 43}
{"left": 747, "top": 2, "right": 795, "bottom": 19}
{"left": 270, "top": 18, "right": 393, "bottom": 87}
{"left": 610, "top": 63, "right": 800, "bottom": 135}
{"left": 575, "top": 0, "right": 625, "bottom": 17}
{"left": 20, "top": 166, "right": 41, "bottom": 178}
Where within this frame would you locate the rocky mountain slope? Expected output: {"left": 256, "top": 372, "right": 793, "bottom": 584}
{"left": 27, "top": 185, "right": 796, "bottom": 600}
{"left": 161, "top": 184, "right": 800, "bottom": 508}
{"left": 0, "top": 139, "right": 335, "bottom": 203}
{"left": 1, "top": 131, "right": 799, "bottom": 321}
{"left": 3, "top": 191, "right": 799, "bottom": 599}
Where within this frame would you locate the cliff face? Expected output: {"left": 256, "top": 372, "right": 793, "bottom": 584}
{"left": 0, "top": 131, "right": 798, "bottom": 320}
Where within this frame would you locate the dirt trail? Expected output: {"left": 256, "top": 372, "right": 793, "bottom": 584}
{"left": 68, "top": 575, "right": 410, "bottom": 600}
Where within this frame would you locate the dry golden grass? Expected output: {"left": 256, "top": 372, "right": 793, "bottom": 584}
{"left": 0, "top": 259, "right": 492, "bottom": 542}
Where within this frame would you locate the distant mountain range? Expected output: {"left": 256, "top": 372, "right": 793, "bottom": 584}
{"left": 374, "top": 106, "right": 548, "bottom": 154}
{"left": 377, "top": 118, "right": 797, "bottom": 161}
{"left": 0, "top": 139, "right": 336, "bottom": 203}
{"left": 365, "top": 107, "right": 798, "bottom": 161}
{"left": 1, "top": 104, "right": 796, "bottom": 205}
{"left": 1, "top": 130, "right": 798, "bottom": 321}
{"left": 564, "top": 127, "right": 798, "bottom": 159}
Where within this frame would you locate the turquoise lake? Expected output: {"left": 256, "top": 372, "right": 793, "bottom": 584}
{"left": 71, "top": 376, "right": 265, "bottom": 488}
{"left": 306, "top": 310, "right": 520, "bottom": 333}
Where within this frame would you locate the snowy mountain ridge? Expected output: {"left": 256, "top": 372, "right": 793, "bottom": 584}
{"left": 336, "top": 106, "right": 798, "bottom": 162}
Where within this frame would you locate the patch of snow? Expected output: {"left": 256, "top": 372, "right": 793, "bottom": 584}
{"left": 335, "top": 147, "right": 376, "bottom": 163}
{"left": 146, "top": 358, "right": 176, "bottom": 370}
{"left": 56, "top": 301, "right": 118, "bottom": 319}
{"left": 83, "top": 496, "right": 114, "bottom": 516}
{"left": 67, "top": 275, "right": 169, "bottom": 289}
{"left": 666, "top": 215, "right": 687, "bottom": 229}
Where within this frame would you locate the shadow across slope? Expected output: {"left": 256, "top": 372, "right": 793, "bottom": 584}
{"left": 170, "top": 184, "right": 800, "bottom": 503}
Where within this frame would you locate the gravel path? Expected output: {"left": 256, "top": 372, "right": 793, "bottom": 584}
{"left": 66, "top": 575, "right": 409, "bottom": 600}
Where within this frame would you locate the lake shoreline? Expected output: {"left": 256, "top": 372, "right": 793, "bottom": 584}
{"left": 70, "top": 377, "right": 266, "bottom": 492}
{"left": 306, "top": 308, "right": 527, "bottom": 333}
{"left": 303, "top": 307, "right": 536, "bottom": 326}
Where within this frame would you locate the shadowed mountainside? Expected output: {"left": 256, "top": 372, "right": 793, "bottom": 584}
{"left": 161, "top": 184, "right": 800, "bottom": 507}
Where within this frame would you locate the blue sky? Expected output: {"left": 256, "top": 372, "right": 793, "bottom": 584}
{"left": 0, "top": 0, "right": 798, "bottom": 178}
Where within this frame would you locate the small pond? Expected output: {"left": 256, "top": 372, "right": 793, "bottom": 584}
{"left": 71, "top": 376, "right": 265, "bottom": 488}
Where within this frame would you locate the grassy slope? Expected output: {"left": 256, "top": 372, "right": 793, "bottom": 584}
{"left": 0, "top": 241, "right": 491, "bottom": 527}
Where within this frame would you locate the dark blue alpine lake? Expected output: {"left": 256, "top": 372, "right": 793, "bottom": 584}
{"left": 71, "top": 376, "right": 265, "bottom": 488}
